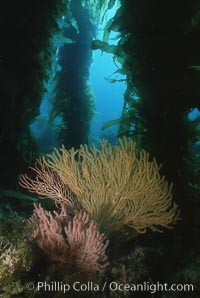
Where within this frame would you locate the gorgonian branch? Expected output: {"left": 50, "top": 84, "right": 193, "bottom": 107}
{"left": 19, "top": 157, "right": 78, "bottom": 209}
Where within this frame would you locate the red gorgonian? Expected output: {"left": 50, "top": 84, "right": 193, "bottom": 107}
{"left": 29, "top": 203, "right": 109, "bottom": 272}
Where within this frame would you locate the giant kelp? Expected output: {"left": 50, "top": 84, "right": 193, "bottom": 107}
{"left": 93, "top": 0, "right": 200, "bottom": 170}
{"left": 90, "top": 0, "right": 200, "bottom": 291}
{"left": 50, "top": 0, "right": 125, "bottom": 149}
{"left": 48, "top": 0, "right": 97, "bottom": 149}
{"left": 0, "top": 0, "right": 69, "bottom": 190}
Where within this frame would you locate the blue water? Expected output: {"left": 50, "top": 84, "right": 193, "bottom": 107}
{"left": 188, "top": 107, "right": 200, "bottom": 121}
{"left": 89, "top": 50, "right": 125, "bottom": 144}
{"left": 30, "top": 94, "right": 61, "bottom": 153}
{"left": 89, "top": 2, "right": 126, "bottom": 145}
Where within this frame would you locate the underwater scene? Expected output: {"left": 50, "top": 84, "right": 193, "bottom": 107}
{"left": 0, "top": 0, "right": 200, "bottom": 297}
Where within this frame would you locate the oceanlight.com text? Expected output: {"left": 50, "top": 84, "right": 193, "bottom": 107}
{"left": 25, "top": 280, "right": 194, "bottom": 294}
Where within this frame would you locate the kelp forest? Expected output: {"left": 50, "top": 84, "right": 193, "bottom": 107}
{"left": 0, "top": 1, "right": 200, "bottom": 297}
